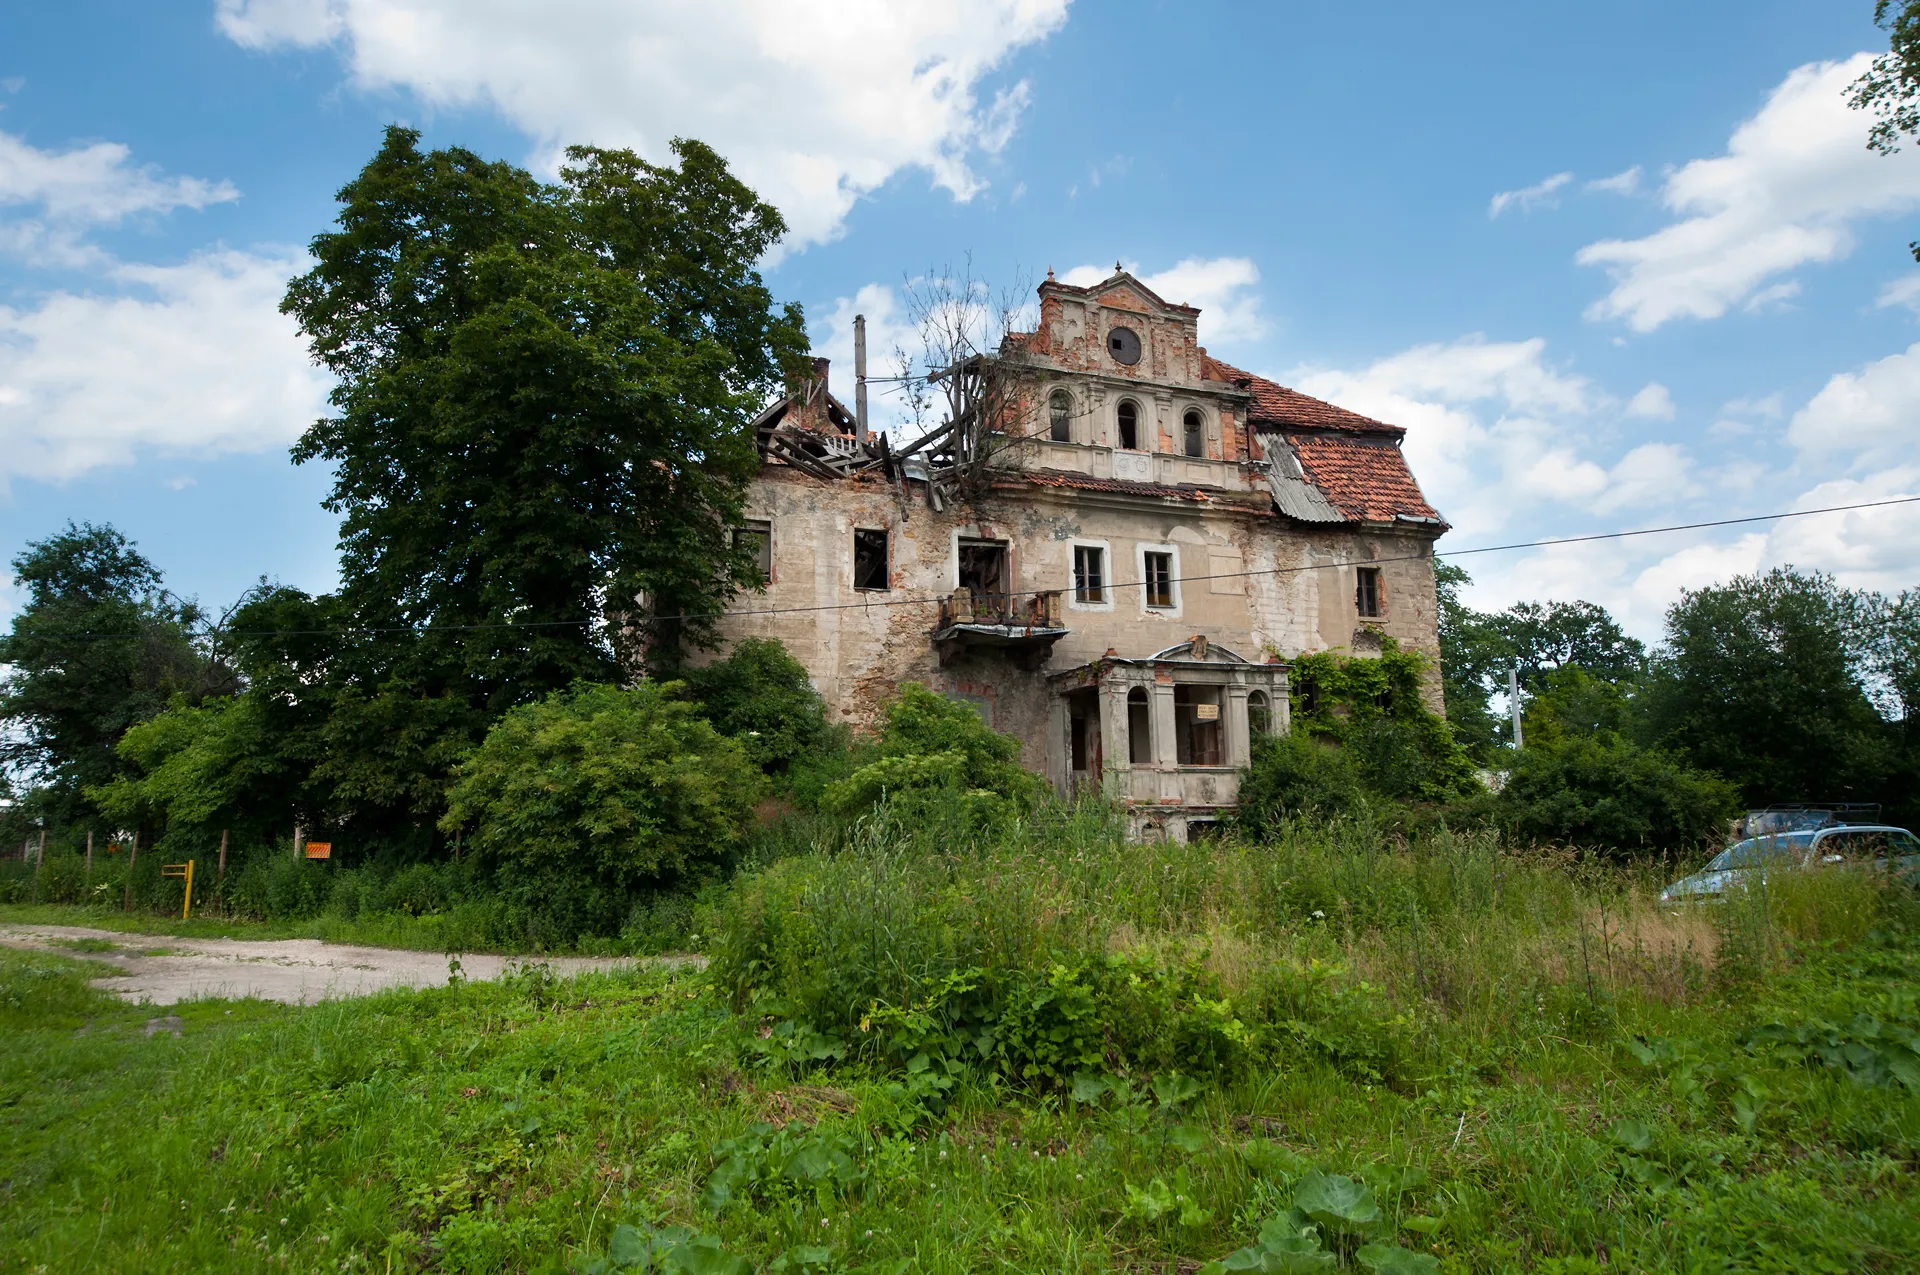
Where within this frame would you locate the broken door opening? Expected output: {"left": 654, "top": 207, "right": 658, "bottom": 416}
{"left": 958, "top": 538, "right": 1011, "bottom": 622}
{"left": 1068, "top": 686, "right": 1101, "bottom": 789}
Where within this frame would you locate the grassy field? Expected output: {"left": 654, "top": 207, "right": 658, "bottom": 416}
{"left": 3, "top": 810, "right": 1918, "bottom": 1273}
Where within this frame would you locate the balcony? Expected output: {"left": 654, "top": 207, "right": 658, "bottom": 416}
{"left": 932, "top": 589, "right": 1069, "bottom": 669}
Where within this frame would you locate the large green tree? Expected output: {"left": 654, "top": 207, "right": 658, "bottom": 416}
{"left": 263, "top": 127, "right": 806, "bottom": 844}
{"left": 1434, "top": 562, "right": 1644, "bottom": 759}
{"left": 284, "top": 126, "right": 806, "bottom": 697}
{"left": 0, "top": 524, "right": 228, "bottom": 829}
{"left": 1639, "top": 567, "right": 1893, "bottom": 807}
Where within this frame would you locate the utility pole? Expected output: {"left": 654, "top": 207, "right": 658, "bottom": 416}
{"left": 853, "top": 312, "right": 869, "bottom": 446}
{"left": 1508, "top": 666, "right": 1525, "bottom": 750}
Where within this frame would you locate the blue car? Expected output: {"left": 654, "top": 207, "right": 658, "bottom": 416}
{"left": 1659, "top": 824, "right": 1920, "bottom": 903}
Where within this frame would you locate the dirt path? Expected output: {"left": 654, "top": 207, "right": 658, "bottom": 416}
{"left": 0, "top": 924, "right": 694, "bottom": 1006}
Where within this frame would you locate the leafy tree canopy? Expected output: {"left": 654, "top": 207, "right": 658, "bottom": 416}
{"left": 1494, "top": 733, "right": 1739, "bottom": 857}
{"left": 1289, "top": 640, "right": 1480, "bottom": 804}
{"left": 1433, "top": 563, "right": 1643, "bottom": 760}
{"left": 0, "top": 523, "right": 228, "bottom": 827}
{"left": 1640, "top": 566, "right": 1892, "bottom": 806}
{"left": 283, "top": 125, "right": 809, "bottom": 715}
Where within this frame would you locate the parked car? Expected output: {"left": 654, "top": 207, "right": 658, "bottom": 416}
{"left": 1659, "top": 825, "right": 1920, "bottom": 903}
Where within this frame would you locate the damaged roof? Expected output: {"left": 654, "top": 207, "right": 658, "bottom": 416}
{"left": 1288, "top": 433, "right": 1443, "bottom": 525}
{"left": 1200, "top": 354, "right": 1444, "bottom": 528}
{"left": 1200, "top": 354, "right": 1402, "bottom": 436}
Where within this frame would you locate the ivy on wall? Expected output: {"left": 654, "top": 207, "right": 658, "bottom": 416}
{"left": 1280, "top": 639, "right": 1480, "bottom": 804}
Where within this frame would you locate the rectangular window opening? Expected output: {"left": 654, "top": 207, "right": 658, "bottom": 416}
{"left": 1144, "top": 551, "right": 1175, "bottom": 610}
{"left": 1356, "top": 566, "right": 1382, "bottom": 618}
{"left": 853, "top": 528, "right": 890, "bottom": 591}
{"left": 1073, "top": 545, "right": 1106, "bottom": 604}
{"left": 735, "top": 519, "right": 772, "bottom": 584}
{"left": 1173, "top": 685, "right": 1224, "bottom": 766}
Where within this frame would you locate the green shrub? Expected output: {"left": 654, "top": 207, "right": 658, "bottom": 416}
{"left": 1237, "top": 733, "right": 1369, "bottom": 831}
{"left": 681, "top": 637, "right": 835, "bottom": 773}
{"left": 822, "top": 683, "right": 1040, "bottom": 826}
{"left": 1494, "top": 733, "right": 1738, "bottom": 857}
{"left": 1286, "top": 641, "right": 1481, "bottom": 804}
{"left": 441, "top": 681, "right": 765, "bottom": 937}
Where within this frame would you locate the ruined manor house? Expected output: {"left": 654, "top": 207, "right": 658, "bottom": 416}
{"left": 717, "top": 268, "right": 1447, "bottom": 840}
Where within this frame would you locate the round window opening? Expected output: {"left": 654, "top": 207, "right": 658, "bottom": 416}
{"left": 1107, "top": 326, "right": 1142, "bottom": 365}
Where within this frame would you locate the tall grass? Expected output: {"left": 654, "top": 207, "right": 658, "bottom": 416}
{"left": 707, "top": 796, "right": 1913, "bottom": 1083}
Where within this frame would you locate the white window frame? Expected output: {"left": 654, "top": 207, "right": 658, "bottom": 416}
{"left": 1137, "top": 542, "right": 1182, "bottom": 616}
{"left": 1067, "top": 538, "right": 1115, "bottom": 612}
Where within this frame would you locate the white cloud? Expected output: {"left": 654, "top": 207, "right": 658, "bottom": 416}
{"left": 1766, "top": 471, "right": 1920, "bottom": 594}
{"left": 1724, "top": 392, "right": 1784, "bottom": 419}
{"left": 1578, "top": 54, "right": 1920, "bottom": 331}
{"left": 1593, "top": 442, "right": 1695, "bottom": 513}
{"left": 807, "top": 281, "right": 919, "bottom": 436}
{"left": 0, "top": 129, "right": 237, "bottom": 265}
{"left": 1488, "top": 171, "right": 1572, "bottom": 218}
{"left": 1287, "top": 335, "right": 1607, "bottom": 540}
{"left": 0, "top": 249, "right": 329, "bottom": 486}
{"left": 214, "top": 0, "right": 1070, "bottom": 249}
{"left": 1788, "top": 340, "right": 1920, "bottom": 462}
{"left": 1875, "top": 271, "right": 1920, "bottom": 313}
{"left": 1586, "top": 166, "right": 1642, "bottom": 196}
{"left": 1062, "top": 256, "right": 1267, "bottom": 346}
{"left": 1625, "top": 381, "right": 1675, "bottom": 419}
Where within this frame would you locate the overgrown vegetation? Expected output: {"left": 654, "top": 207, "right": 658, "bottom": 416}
{"left": 5, "top": 798, "right": 1918, "bottom": 1273}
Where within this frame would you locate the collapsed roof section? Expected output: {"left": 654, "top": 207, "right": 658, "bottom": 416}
{"left": 745, "top": 314, "right": 1446, "bottom": 533}
{"left": 1200, "top": 354, "right": 1446, "bottom": 530}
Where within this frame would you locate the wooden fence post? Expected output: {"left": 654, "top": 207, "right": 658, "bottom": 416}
{"left": 218, "top": 828, "right": 228, "bottom": 879}
{"left": 124, "top": 831, "right": 139, "bottom": 911}
{"left": 86, "top": 829, "right": 94, "bottom": 877}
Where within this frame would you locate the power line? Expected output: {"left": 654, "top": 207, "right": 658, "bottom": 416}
{"left": 22, "top": 493, "right": 1920, "bottom": 641}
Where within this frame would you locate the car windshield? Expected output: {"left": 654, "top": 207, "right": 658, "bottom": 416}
{"left": 1707, "top": 834, "right": 1813, "bottom": 870}
{"left": 1815, "top": 829, "right": 1920, "bottom": 858}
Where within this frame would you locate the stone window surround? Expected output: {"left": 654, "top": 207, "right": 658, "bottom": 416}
{"left": 1066, "top": 537, "right": 1116, "bottom": 612}
{"left": 1029, "top": 373, "right": 1240, "bottom": 459}
{"left": 1044, "top": 655, "right": 1292, "bottom": 794}
{"left": 1137, "top": 541, "right": 1182, "bottom": 616}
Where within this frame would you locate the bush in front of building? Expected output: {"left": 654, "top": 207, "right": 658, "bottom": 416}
{"left": 1235, "top": 732, "right": 1372, "bottom": 833}
{"left": 822, "top": 683, "right": 1042, "bottom": 830}
{"left": 441, "top": 681, "right": 766, "bottom": 937}
{"left": 680, "top": 637, "right": 839, "bottom": 774}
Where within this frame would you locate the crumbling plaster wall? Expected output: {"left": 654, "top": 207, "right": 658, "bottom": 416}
{"left": 708, "top": 466, "right": 1444, "bottom": 763}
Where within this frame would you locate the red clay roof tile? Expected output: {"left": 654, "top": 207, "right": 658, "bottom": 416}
{"left": 1287, "top": 432, "right": 1443, "bottom": 525}
{"left": 1201, "top": 354, "right": 1402, "bottom": 436}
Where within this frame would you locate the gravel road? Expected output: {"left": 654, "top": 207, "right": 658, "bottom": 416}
{"left": 0, "top": 923, "right": 689, "bottom": 1006}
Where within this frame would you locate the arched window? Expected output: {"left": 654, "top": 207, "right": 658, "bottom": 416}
{"left": 1117, "top": 400, "right": 1139, "bottom": 450}
{"left": 1248, "top": 690, "right": 1271, "bottom": 737}
{"left": 1183, "top": 409, "right": 1205, "bottom": 458}
{"left": 1127, "top": 687, "right": 1152, "bottom": 763}
{"left": 1049, "top": 391, "right": 1072, "bottom": 443}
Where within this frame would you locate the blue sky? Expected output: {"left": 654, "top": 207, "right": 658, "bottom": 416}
{"left": 2, "top": 1, "right": 1916, "bottom": 638}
